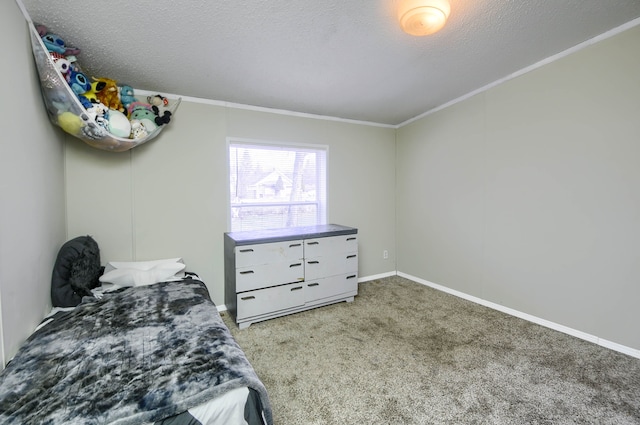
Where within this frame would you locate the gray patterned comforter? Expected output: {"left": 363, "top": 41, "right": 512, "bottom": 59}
{"left": 0, "top": 278, "right": 272, "bottom": 425}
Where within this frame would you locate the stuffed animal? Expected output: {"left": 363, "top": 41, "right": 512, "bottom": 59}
{"left": 85, "top": 103, "right": 110, "bottom": 129}
{"left": 129, "top": 120, "right": 149, "bottom": 139}
{"left": 46, "top": 90, "right": 72, "bottom": 115}
{"left": 147, "top": 94, "right": 169, "bottom": 108}
{"left": 66, "top": 68, "right": 90, "bottom": 95}
{"left": 35, "top": 24, "right": 48, "bottom": 38}
{"left": 107, "top": 109, "right": 131, "bottom": 138}
{"left": 127, "top": 101, "right": 154, "bottom": 117}
{"left": 128, "top": 102, "right": 158, "bottom": 133}
{"left": 66, "top": 68, "right": 93, "bottom": 109}
{"left": 79, "top": 113, "right": 109, "bottom": 140}
{"left": 40, "top": 30, "right": 81, "bottom": 57}
{"left": 93, "top": 77, "right": 124, "bottom": 112}
{"left": 57, "top": 111, "right": 83, "bottom": 136}
{"left": 147, "top": 94, "right": 172, "bottom": 126}
{"left": 49, "top": 52, "right": 71, "bottom": 76}
{"left": 119, "top": 85, "right": 137, "bottom": 111}
{"left": 83, "top": 80, "right": 107, "bottom": 104}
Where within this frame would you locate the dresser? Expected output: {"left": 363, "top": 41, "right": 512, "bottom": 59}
{"left": 224, "top": 224, "right": 358, "bottom": 329}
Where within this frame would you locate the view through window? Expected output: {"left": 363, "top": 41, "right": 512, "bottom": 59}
{"left": 228, "top": 140, "right": 327, "bottom": 232}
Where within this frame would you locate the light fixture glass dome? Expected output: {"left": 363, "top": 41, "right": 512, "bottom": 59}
{"left": 398, "top": 0, "right": 451, "bottom": 36}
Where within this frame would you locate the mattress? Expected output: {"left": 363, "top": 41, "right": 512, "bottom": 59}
{"left": 0, "top": 276, "right": 272, "bottom": 425}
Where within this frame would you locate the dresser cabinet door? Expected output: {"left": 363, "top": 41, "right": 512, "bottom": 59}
{"left": 236, "top": 282, "right": 305, "bottom": 320}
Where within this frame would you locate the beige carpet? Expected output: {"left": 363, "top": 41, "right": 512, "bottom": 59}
{"left": 221, "top": 276, "right": 640, "bottom": 424}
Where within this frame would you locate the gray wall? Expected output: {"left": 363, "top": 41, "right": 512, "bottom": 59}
{"left": 65, "top": 103, "right": 397, "bottom": 305}
{"left": 396, "top": 25, "right": 640, "bottom": 351}
{"left": 0, "top": 1, "right": 66, "bottom": 365}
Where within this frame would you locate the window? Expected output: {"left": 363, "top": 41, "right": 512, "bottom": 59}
{"left": 228, "top": 139, "right": 327, "bottom": 232}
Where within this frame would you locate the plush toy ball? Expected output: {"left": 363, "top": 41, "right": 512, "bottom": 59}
{"left": 58, "top": 112, "right": 83, "bottom": 135}
{"left": 108, "top": 109, "right": 131, "bottom": 138}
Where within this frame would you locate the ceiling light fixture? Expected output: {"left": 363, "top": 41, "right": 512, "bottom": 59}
{"left": 398, "top": 0, "right": 451, "bottom": 36}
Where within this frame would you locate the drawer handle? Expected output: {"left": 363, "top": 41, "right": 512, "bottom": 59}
{"left": 307, "top": 260, "right": 320, "bottom": 264}
{"left": 347, "top": 237, "right": 357, "bottom": 241}
{"left": 308, "top": 282, "right": 320, "bottom": 287}
{"left": 241, "top": 295, "right": 256, "bottom": 301}
{"left": 240, "top": 270, "right": 255, "bottom": 275}
{"left": 289, "top": 243, "right": 301, "bottom": 247}
{"left": 346, "top": 274, "right": 357, "bottom": 279}
{"left": 291, "top": 286, "right": 303, "bottom": 291}
{"left": 239, "top": 248, "right": 254, "bottom": 253}
{"left": 290, "top": 263, "right": 302, "bottom": 268}
{"left": 307, "top": 241, "right": 319, "bottom": 245}
{"left": 346, "top": 254, "right": 357, "bottom": 259}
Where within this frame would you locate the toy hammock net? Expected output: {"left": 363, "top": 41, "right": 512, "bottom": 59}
{"left": 28, "top": 21, "right": 181, "bottom": 152}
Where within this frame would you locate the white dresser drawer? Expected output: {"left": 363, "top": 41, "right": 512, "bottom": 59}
{"left": 304, "top": 235, "right": 357, "bottom": 258}
{"left": 305, "top": 252, "right": 358, "bottom": 280}
{"left": 305, "top": 273, "right": 358, "bottom": 303}
{"left": 235, "top": 240, "right": 303, "bottom": 267}
{"left": 236, "top": 261, "right": 304, "bottom": 292}
{"left": 237, "top": 282, "right": 305, "bottom": 320}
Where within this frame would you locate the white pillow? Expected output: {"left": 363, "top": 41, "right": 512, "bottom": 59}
{"left": 100, "top": 258, "right": 186, "bottom": 287}
{"left": 103, "top": 257, "right": 183, "bottom": 274}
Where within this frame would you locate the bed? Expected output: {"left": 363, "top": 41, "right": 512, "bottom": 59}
{"left": 0, "top": 236, "right": 273, "bottom": 425}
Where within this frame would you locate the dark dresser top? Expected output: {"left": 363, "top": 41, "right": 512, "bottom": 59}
{"left": 225, "top": 224, "right": 357, "bottom": 246}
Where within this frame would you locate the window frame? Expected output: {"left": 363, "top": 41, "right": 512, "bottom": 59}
{"left": 226, "top": 137, "right": 328, "bottom": 232}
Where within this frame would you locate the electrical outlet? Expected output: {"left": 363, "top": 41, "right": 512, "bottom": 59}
{"left": 383, "top": 250, "right": 389, "bottom": 260}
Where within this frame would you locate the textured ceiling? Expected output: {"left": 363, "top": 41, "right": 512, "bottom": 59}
{"left": 18, "top": 0, "right": 640, "bottom": 126}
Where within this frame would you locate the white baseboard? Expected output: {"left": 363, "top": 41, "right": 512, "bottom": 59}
{"left": 359, "top": 271, "right": 397, "bottom": 282}
{"left": 397, "top": 272, "right": 640, "bottom": 360}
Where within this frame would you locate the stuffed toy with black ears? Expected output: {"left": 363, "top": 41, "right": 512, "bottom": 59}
{"left": 147, "top": 94, "right": 172, "bottom": 126}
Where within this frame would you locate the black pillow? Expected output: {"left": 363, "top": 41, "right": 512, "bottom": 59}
{"left": 51, "top": 236, "right": 102, "bottom": 307}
